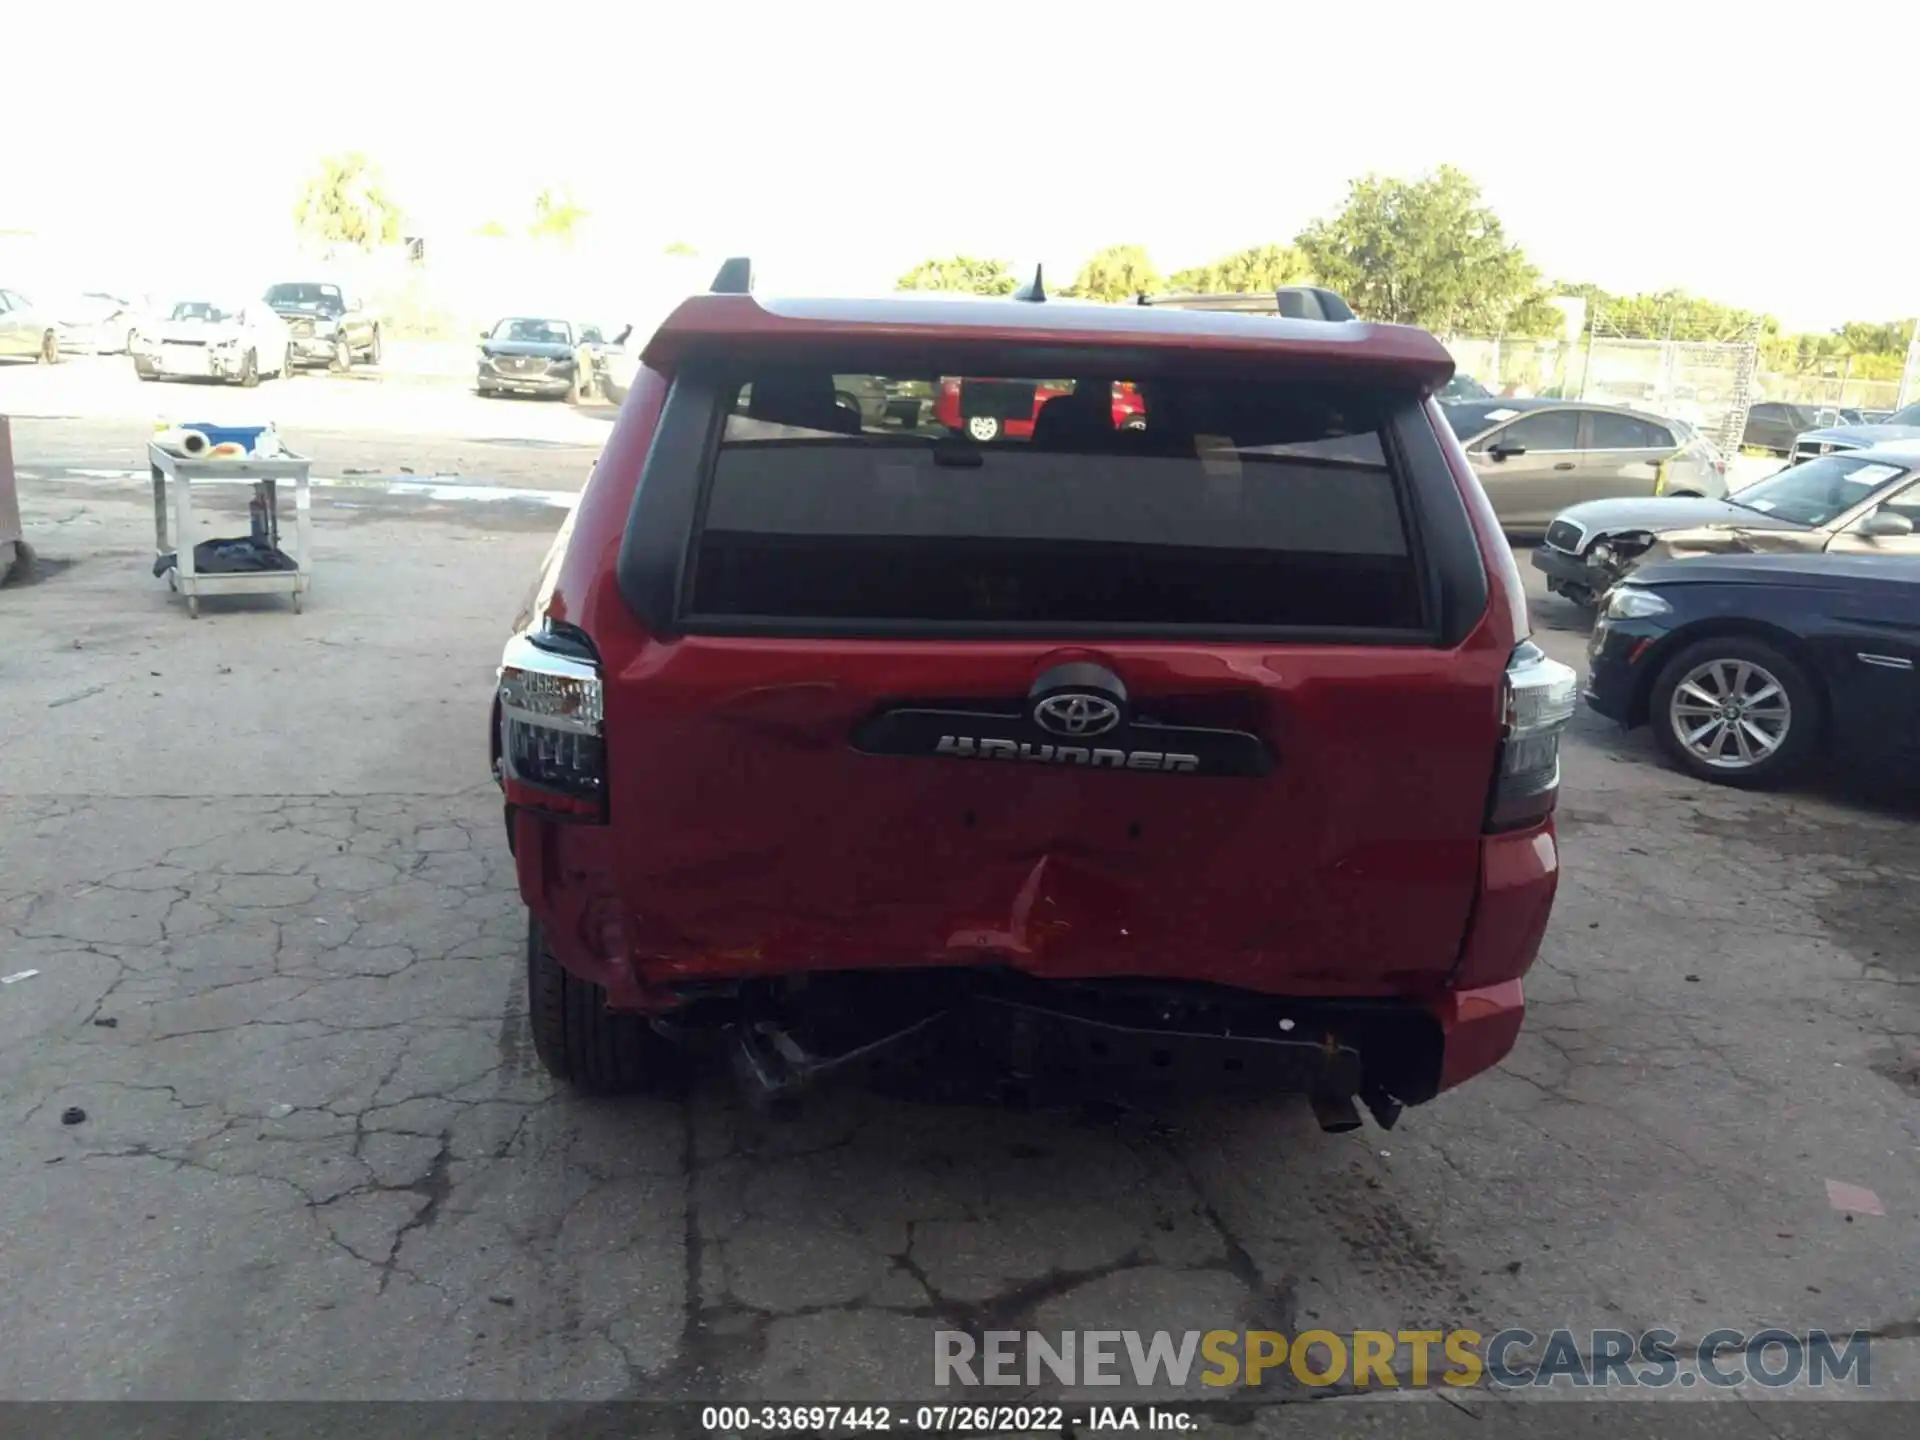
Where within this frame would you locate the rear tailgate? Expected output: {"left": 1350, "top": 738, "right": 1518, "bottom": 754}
{"left": 597, "top": 344, "right": 1506, "bottom": 997}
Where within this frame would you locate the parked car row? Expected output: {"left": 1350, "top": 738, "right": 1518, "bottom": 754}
{"left": 1530, "top": 440, "right": 1920, "bottom": 788}
{"left": 1742, "top": 400, "right": 1905, "bottom": 456}
{"left": 1784, "top": 402, "right": 1920, "bottom": 466}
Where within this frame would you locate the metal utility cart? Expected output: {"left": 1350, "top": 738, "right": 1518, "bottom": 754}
{"left": 150, "top": 442, "right": 312, "bottom": 618}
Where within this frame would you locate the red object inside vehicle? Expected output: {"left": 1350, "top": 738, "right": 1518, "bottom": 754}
{"left": 933, "top": 377, "right": 1145, "bottom": 438}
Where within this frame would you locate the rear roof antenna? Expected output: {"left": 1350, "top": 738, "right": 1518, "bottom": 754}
{"left": 1012, "top": 264, "right": 1046, "bottom": 303}
{"left": 710, "top": 256, "right": 754, "bottom": 294}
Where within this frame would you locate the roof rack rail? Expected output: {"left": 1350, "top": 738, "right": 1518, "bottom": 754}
{"left": 1012, "top": 265, "right": 1046, "bottom": 303}
{"left": 710, "top": 257, "right": 754, "bottom": 294}
{"left": 1136, "top": 285, "right": 1358, "bottom": 322}
{"left": 1275, "top": 286, "right": 1356, "bottom": 322}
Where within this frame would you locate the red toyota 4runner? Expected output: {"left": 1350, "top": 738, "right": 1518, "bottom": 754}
{"left": 493, "top": 261, "right": 1576, "bottom": 1130}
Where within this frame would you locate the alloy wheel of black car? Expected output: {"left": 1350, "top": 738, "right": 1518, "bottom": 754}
{"left": 525, "top": 914, "right": 677, "bottom": 1094}
{"left": 1650, "top": 637, "right": 1820, "bottom": 788}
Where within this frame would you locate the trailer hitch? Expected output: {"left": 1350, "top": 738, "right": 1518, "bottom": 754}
{"left": 729, "top": 1010, "right": 953, "bottom": 1114}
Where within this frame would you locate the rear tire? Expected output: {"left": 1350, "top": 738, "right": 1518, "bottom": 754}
{"left": 965, "top": 415, "right": 1000, "bottom": 442}
{"left": 526, "top": 914, "right": 673, "bottom": 1094}
{"left": 238, "top": 348, "right": 260, "bottom": 388}
{"left": 365, "top": 326, "right": 382, "bottom": 365}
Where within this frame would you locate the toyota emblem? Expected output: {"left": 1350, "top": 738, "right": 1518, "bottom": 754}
{"left": 1033, "top": 693, "right": 1122, "bottom": 738}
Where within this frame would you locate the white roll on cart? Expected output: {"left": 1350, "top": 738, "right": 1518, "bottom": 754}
{"left": 150, "top": 442, "right": 313, "bottom": 618}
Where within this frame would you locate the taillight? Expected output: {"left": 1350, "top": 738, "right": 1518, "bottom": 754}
{"left": 1486, "top": 641, "right": 1578, "bottom": 832}
{"left": 496, "top": 628, "right": 606, "bottom": 820}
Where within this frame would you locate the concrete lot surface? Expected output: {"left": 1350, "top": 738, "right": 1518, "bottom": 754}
{"left": 0, "top": 412, "right": 1915, "bottom": 1413}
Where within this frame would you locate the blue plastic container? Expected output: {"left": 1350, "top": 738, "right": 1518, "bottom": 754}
{"left": 179, "top": 423, "right": 270, "bottom": 452}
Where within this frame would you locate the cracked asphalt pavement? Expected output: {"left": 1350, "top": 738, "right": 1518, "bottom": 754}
{"left": 2, "top": 422, "right": 1917, "bottom": 1410}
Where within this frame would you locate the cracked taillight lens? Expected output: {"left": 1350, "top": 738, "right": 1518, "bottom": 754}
{"left": 496, "top": 629, "right": 605, "bottom": 820}
{"left": 1487, "top": 640, "right": 1578, "bottom": 832}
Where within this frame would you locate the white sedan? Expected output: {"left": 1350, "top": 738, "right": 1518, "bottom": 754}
{"left": 131, "top": 299, "right": 292, "bottom": 386}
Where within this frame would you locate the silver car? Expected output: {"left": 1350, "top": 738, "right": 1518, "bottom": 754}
{"left": 1440, "top": 399, "right": 1728, "bottom": 529}
{"left": 54, "top": 291, "right": 151, "bottom": 353}
{"left": 0, "top": 288, "right": 59, "bottom": 363}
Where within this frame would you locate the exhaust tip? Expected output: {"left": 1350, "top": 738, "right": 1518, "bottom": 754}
{"left": 1309, "top": 1093, "right": 1363, "bottom": 1134}
{"left": 1361, "top": 1086, "right": 1404, "bottom": 1131}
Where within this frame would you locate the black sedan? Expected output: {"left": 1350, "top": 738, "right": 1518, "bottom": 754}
{"left": 1584, "top": 552, "right": 1920, "bottom": 788}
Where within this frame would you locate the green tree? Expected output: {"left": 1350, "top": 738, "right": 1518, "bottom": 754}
{"left": 293, "top": 153, "right": 404, "bottom": 251}
{"left": 474, "top": 219, "right": 509, "bottom": 238}
{"left": 530, "top": 189, "right": 589, "bottom": 241}
{"left": 895, "top": 256, "right": 1020, "bottom": 295}
{"left": 1576, "top": 286, "right": 1769, "bottom": 342}
{"left": 1836, "top": 318, "right": 1915, "bottom": 358}
{"left": 665, "top": 240, "right": 699, "bottom": 257}
{"left": 1167, "top": 243, "right": 1312, "bottom": 294}
{"left": 1065, "top": 244, "right": 1162, "bottom": 303}
{"left": 1295, "top": 167, "right": 1549, "bottom": 335}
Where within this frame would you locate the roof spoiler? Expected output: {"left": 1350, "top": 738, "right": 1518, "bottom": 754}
{"left": 1137, "top": 285, "right": 1358, "bottom": 321}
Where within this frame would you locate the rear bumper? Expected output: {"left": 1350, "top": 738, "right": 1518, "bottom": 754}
{"left": 512, "top": 809, "right": 1553, "bottom": 1106}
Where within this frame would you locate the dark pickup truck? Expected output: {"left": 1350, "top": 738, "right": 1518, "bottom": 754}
{"left": 262, "top": 281, "right": 382, "bottom": 371}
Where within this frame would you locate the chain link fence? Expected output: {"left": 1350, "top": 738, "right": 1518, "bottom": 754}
{"left": 1446, "top": 323, "right": 1761, "bottom": 457}
{"left": 1750, "top": 373, "right": 1905, "bottom": 413}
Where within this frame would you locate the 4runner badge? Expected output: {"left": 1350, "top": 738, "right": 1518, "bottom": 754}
{"left": 934, "top": 736, "right": 1200, "bottom": 773}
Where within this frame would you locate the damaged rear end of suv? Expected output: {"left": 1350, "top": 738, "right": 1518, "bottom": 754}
{"left": 491, "top": 260, "right": 1575, "bottom": 1130}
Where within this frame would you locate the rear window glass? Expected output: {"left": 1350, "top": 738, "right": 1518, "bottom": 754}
{"left": 1490, "top": 410, "right": 1580, "bottom": 450}
{"left": 684, "top": 366, "right": 1425, "bottom": 632}
{"left": 1589, "top": 413, "right": 1672, "bottom": 449}
{"left": 1437, "top": 401, "right": 1512, "bottom": 437}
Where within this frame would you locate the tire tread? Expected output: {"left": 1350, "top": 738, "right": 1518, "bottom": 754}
{"left": 526, "top": 917, "right": 664, "bottom": 1094}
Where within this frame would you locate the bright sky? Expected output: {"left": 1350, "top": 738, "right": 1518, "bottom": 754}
{"left": 8, "top": 1, "right": 1915, "bottom": 331}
